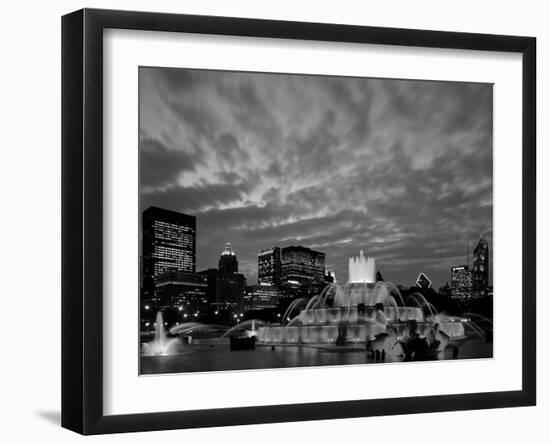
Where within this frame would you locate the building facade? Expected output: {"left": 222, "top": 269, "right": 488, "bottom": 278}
{"left": 243, "top": 284, "right": 280, "bottom": 310}
{"left": 258, "top": 247, "right": 281, "bottom": 285}
{"left": 154, "top": 270, "right": 208, "bottom": 313}
{"left": 280, "top": 245, "right": 326, "bottom": 286}
{"left": 450, "top": 265, "right": 473, "bottom": 303}
{"left": 218, "top": 273, "right": 247, "bottom": 309}
{"left": 142, "top": 206, "right": 196, "bottom": 306}
{"left": 472, "top": 235, "right": 490, "bottom": 298}
{"left": 198, "top": 268, "right": 220, "bottom": 307}
{"left": 216, "top": 243, "right": 247, "bottom": 309}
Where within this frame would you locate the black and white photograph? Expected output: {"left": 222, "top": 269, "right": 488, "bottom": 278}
{"left": 139, "top": 67, "right": 494, "bottom": 374}
{"left": 0, "top": 0, "right": 544, "bottom": 439}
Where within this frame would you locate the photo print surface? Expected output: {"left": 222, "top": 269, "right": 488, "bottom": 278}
{"left": 139, "top": 67, "right": 493, "bottom": 375}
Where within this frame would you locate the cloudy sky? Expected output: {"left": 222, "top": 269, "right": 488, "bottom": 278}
{"left": 139, "top": 67, "right": 493, "bottom": 288}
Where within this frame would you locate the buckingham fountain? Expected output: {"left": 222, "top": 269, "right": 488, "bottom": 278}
{"left": 256, "top": 251, "right": 468, "bottom": 358}
{"left": 141, "top": 251, "right": 489, "bottom": 373}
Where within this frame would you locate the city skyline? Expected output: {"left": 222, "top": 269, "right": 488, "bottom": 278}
{"left": 139, "top": 67, "right": 493, "bottom": 288}
{"left": 142, "top": 204, "right": 490, "bottom": 292}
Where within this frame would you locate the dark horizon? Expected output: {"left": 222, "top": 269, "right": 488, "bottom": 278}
{"left": 139, "top": 68, "right": 493, "bottom": 289}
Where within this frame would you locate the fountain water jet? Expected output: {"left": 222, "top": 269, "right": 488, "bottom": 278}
{"left": 221, "top": 319, "right": 266, "bottom": 338}
{"left": 312, "top": 284, "right": 336, "bottom": 309}
{"left": 170, "top": 322, "right": 229, "bottom": 337}
{"left": 282, "top": 298, "right": 308, "bottom": 324}
{"left": 462, "top": 320, "right": 486, "bottom": 340}
{"left": 348, "top": 250, "right": 376, "bottom": 283}
{"left": 142, "top": 311, "right": 181, "bottom": 356}
{"left": 374, "top": 281, "right": 405, "bottom": 306}
{"left": 304, "top": 295, "right": 321, "bottom": 311}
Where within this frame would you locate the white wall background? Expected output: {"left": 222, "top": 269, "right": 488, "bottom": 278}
{"left": 0, "top": 0, "right": 546, "bottom": 441}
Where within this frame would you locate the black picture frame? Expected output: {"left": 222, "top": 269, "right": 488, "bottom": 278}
{"left": 62, "top": 8, "right": 536, "bottom": 435}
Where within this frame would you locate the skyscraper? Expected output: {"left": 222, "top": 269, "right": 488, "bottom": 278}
{"left": 416, "top": 272, "right": 432, "bottom": 290}
{"left": 219, "top": 243, "right": 238, "bottom": 274}
{"left": 280, "top": 245, "right": 325, "bottom": 286}
{"left": 217, "top": 243, "right": 246, "bottom": 309}
{"left": 450, "top": 265, "right": 472, "bottom": 303}
{"left": 142, "top": 206, "right": 196, "bottom": 305}
{"left": 472, "top": 235, "right": 489, "bottom": 298}
{"left": 258, "top": 247, "right": 281, "bottom": 285}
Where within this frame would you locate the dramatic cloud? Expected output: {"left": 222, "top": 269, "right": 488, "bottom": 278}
{"left": 139, "top": 67, "right": 493, "bottom": 288}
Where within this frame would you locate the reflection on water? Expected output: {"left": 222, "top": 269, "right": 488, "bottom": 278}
{"left": 140, "top": 338, "right": 492, "bottom": 375}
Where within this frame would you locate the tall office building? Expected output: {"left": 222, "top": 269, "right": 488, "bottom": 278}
{"left": 258, "top": 247, "right": 281, "bottom": 285}
{"left": 416, "top": 272, "right": 432, "bottom": 290}
{"left": 142, "top": 206, "right": 196, "bottom": 305}
{"left": 219, "top": 243, "right": 238, "bottom": 274}
{"left": 280, "top": 245, "right": 325, "bottom": 286}
{"left": 217, "top": 243, "right": 246, "bottom": 309}
{"left": 450, "top": 265, "right": 473, "bottom": 303}
{"left": 472, "top": 235, "right": 489, "bottom": 298}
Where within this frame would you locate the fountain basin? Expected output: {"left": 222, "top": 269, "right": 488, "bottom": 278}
{"left": 257, "top": 318, "right": 465, "bottom": 345}
{"left": 299, "top": 306, "right": 424, "bottom": 325}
